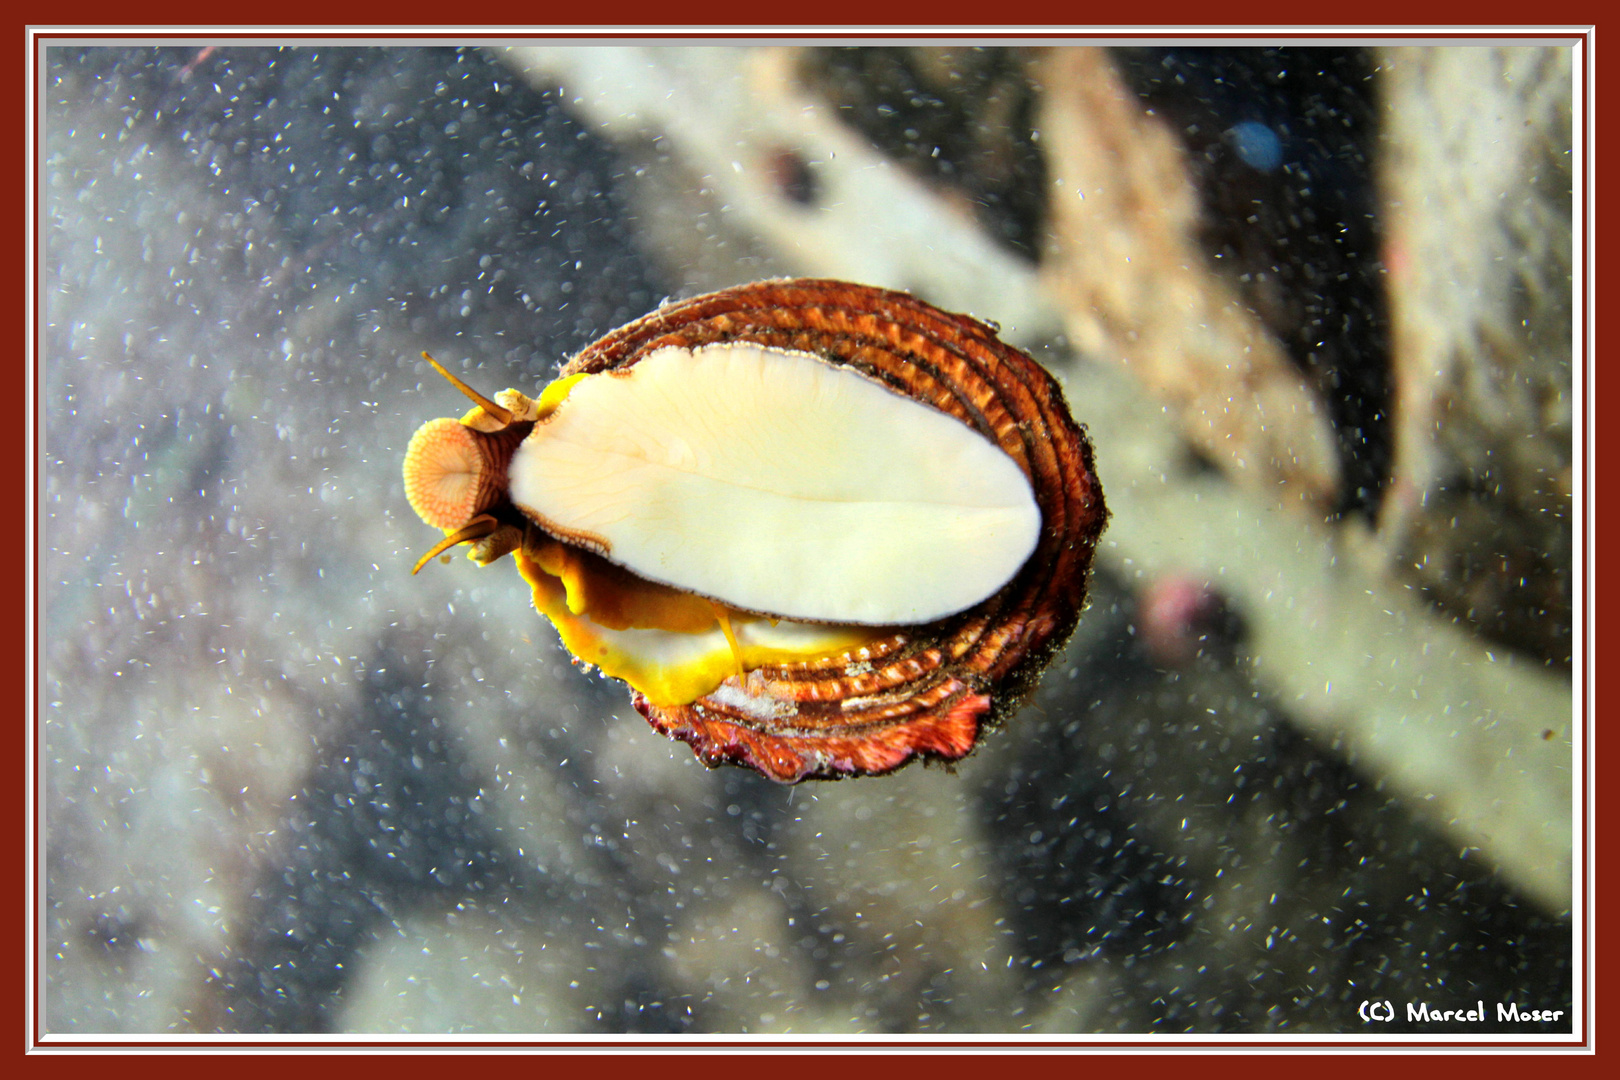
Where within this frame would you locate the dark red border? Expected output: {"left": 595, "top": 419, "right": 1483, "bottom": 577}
{"left": 19, "top": 7, "right": 1601, "bottom": 1063}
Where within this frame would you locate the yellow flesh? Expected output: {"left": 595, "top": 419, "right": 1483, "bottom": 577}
{"left": 514, "top": 538, "right": 877, "bottom": 707}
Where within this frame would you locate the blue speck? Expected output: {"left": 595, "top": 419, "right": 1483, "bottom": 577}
{"left": 1227, "top": 121, "right": 1284, "bottom": 172}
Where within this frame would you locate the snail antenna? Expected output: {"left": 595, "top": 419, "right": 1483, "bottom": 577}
{"left": 421, "top": 352, "right": 513, "bottom": 426}
{"left": 412, "top": 514, "right": 501, "bottom": 575}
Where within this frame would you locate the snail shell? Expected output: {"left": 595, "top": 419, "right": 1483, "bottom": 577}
{"left": 403, "top": 278, "right": 1107, "bottom": 782}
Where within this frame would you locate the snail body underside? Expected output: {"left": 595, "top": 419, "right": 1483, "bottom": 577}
{"left": 402, "top": 278, "right": 1107, "bottom": 782}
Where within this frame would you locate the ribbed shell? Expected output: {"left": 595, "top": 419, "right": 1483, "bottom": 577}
{"left": 557, "top": 279, "right": 1108, "bottom": 782}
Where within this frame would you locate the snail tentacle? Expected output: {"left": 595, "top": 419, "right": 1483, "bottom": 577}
{"left": 421, "top": 351, "right": 513, "bottom": 427}
{"left": 411, "top": 514, "right": 501, "bottom": 575}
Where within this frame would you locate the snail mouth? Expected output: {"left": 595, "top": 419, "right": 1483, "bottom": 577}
{"left": 403, "top": 417, "right": 484, "bottom": 530}
{"left": 402, "top": 416, "right": 531, "bottom": 531}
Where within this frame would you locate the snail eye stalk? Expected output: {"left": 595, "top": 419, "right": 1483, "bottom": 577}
{"left": 411, "top": 514, "right": 502, "bottom": 575}
{"left": 421, "top": 351, "right": 513, "bottom": 427}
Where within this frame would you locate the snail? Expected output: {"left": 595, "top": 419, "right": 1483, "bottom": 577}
{"left": 402, "top": 279, "right": 1107, "bottom": 782}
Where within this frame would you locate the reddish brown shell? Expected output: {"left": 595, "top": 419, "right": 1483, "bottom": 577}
{"left": 561, "top": 279, "right": 1108, "bottom": 783}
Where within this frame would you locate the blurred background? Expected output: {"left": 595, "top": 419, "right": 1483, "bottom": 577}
{"left": 41, "top": 43, "right": 1576, "bottom": 1036}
